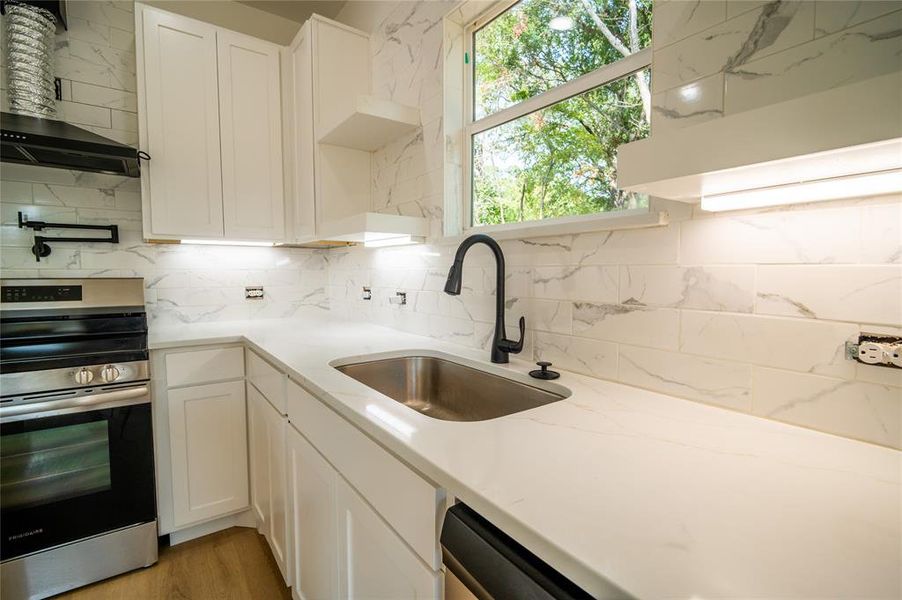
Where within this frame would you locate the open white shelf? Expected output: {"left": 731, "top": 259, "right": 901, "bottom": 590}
{"left": 316, "top": 211, "right": 428, "bottom": 244}
{"left": 318, "top": 95, "right": 421, "bottom": 152}
{"left": 616, "top": 72, "right": 902, "bottom": 201}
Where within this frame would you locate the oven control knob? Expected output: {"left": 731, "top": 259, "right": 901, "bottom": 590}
{"left": 75, "top": 368, "right": 94, "bottom": 385}
{"left": 100, "top": 364, "right": 121, "bottom": 383}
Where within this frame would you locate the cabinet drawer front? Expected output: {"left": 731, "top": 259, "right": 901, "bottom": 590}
{"left": 165, "top": 346, "right": 244, "bottom": 388}
{"left": 287, "top": 380, "right": 441, "bottom": 569}
{"left": 247, "top": 350, "right": 287, "bottom": 414}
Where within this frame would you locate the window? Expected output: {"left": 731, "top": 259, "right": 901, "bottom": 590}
{"left": 465, "top": 0, "right": 652, "bottom": 229}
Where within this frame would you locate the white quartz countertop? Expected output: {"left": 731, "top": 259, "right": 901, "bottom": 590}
{"left": 150, "top": 318, "right": 901, "bottom": 600}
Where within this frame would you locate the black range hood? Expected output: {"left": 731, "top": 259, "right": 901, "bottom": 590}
{"left": 1, "top": 111, "right": 141, "bottom": 177}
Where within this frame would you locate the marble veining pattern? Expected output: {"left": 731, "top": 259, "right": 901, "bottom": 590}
{"left": 651, "top": 1, "right": 902, "bottom": 126}
{"left": 0, "top": 0, "right": 900, "bottom": 458}
{"left": 147, "top": 318, "right": 902, "bottom": 600}
{"left": 1, "top": 165, "right": 329, "bottom": 325}
{"left": 328, "top": 191, "right": 902, "bottom": 448}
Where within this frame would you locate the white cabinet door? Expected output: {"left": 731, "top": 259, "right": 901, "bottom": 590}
{"left": 287, "top": 22, "right": 316, "bottom": 243}
{"left": 139, "top": 7, "right": 223, "bottom": 238}
{"left": 311, "top": 18, "right": 372, "bottom": 228}
{"left": 217, "top": 30, "right": 285, "bottom": 241}
{"left": 168, "top": 381, "right": 248, "bottom": 528}
{"left": 287, "top": 426, "right": 338, "bottom": 600}
{"left": 311, "top": 19, "right": 369, "bottom": 136}
{"left": 265, "top": 397, "right": 289, "bottom": 582}
{"left": 249, "top": 384, "right": 290, "bottom": 582}
{"left": 248, "top": 384, "right": 270, "bottom": 527}
{"left": 336, "top": 477, "right": 440, "bottom": 600}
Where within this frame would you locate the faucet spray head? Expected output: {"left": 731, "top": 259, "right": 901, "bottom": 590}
{"left": 444, "top": 261, "right": 462, "bottom": 295}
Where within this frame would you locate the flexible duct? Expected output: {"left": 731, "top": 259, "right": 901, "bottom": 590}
{"left": 5, "top": 1, "right": 58, "bottom": 118}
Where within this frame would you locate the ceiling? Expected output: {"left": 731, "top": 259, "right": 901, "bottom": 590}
{"left": 235, "top": 0, "right": 348, "bottom": 23}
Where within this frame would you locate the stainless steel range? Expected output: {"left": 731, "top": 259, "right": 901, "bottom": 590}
{"left": 0, "top": 278, "right": 157, "bottom": 600}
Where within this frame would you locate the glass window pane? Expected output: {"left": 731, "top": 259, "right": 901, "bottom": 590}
{"left": 1, "top": 421, "right": 112, "bottom": 510}
{"left": 474, "top": 0, "right": 652, "bottom": 119}
{"left": 472, "top": 69, "right": 650, "bottom": 227}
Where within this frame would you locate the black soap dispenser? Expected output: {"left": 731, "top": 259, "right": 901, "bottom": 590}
{"left": 529, "top": 361, "right": 560, "bottom": 380}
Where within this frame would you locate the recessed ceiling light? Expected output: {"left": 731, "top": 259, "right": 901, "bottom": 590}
{"left": 549, "top": 15, "right": 574, "bottom": 31}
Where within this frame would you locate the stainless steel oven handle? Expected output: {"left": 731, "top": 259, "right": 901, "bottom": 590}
{"left": 0, "top": 385, "right": 150, "bottom": 419}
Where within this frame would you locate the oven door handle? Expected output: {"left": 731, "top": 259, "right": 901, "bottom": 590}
{"left": 0, "top": 385, "right": 150, "bottom": 420}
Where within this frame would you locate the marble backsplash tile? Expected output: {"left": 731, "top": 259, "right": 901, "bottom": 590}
{"left": 0, "top": 0, "right": 898, "bottom": 465}
{"left": 814, "top": 0, "right": 902, "bottom": 37}
{"left": 327, "top": 194, "right": 901, "bottom": 448}
{"left": 724, "top": 9, "right": 902, "bottom": 115}
{"left": 651, "top": 72, "right": 724, "bottom": 134}
{"left": 752, "top": 367, "right": 901, "bottom": 448}
{"left": 325, "top": 0, "right": 902, "bottom": 449}
{"left": 618, "top": 345, "right": 753, "bottom": 411}
{"left": 756, "top": 265, "right": 902, "bottom": 326}
{"left": 1, "top": 173, "right": 330, "bottom": 326}
{"left": 620, "top": 265, "right": 756, "bottom": 313}
{"left": 652, "top": 1, "right": 815, "bottom": 94}
{"left": 652, "top": 1, "right": 902, "bottom": 128}
{"left": 652, "top": 0, "right": 728, "bottom": 49}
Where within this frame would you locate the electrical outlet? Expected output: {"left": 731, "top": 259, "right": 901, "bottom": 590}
{"left": 848, "top": 334, "right": 902, "bottom": 369}
{"left": 245, "top": 286, "right": 264, "bottom": 299}
{"left": 858, "top": 342, "right": 885, "bottom": 364}
{"left": 889, "top": 345, "right": 902, "bottom": 368}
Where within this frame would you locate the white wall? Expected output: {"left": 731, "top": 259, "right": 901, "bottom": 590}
{"left": 329, "top": 0, "right": 902, "bottom": 449}
{"left": 0, "top": 1, "right": 328, "bottom": 326}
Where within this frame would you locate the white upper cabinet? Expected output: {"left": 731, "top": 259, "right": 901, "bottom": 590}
{"left": 286, "top": 17, "right": 372, "bottom": 242}
{"left": 285, "top": 16, "right": 427, "bottom": 244}
{"left": 310, "top": 20, "right": 369, "bottom": 137}
{"left": 137, "top": 4, "right": 284, "bottom": 242}
{"left": 286, "top": 25, "right": 316, "bottom": 242}
{"left": 217, "top": 31, "right": 284, "bottom": 240}
{"left": 138, "top": 7, "right": 223, "bottom": 238}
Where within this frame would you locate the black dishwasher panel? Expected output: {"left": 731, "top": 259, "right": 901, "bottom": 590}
{"left": 440, "top": 502, "right": 600, "bottom": 600}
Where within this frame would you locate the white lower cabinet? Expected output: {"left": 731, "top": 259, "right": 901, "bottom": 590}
{"left": 287, "top": 379, "right": 442, "bottom": 600}
{"left": 248, "top": 383, "right": 290, "bottom": 581}
{"left": 287, "top": 426, "right": 337, "bottom": 600}
{"left": 287, "top": 424, "right": 440, "bottom": 600}
{"left": 335, "top": 476, "right": 440, "bottom": 599}
{"left": 268, "top": 406, "right": 289, "bottom": 580}
{"left": 156, "top": 345, "right": 442, "bottom": 598}
{"left": 249, "top": 385, "right": 271, "bottom": 525}
{"left": 168, "top": 380, "right": 249, "bottom": 529}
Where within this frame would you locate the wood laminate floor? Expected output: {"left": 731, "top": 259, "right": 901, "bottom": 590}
{"left": 57, "top": 527, "right": 291, "bottom": 600}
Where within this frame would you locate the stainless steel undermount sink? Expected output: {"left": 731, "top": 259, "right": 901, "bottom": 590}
{"left": 334, "top": 354, "right": 568, "bottom": 422}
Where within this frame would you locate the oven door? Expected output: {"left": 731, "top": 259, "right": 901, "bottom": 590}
{"left": 0, "top": 385, "right": 156, "bottom": 561}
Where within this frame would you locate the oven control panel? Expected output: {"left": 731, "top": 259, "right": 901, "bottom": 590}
{"left": 2, "top": 285, "right": 83, "bottom": 303}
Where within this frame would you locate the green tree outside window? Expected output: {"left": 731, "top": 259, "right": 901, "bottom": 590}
{"left": 471, "top": 0, "right": 652, "bottom": 226}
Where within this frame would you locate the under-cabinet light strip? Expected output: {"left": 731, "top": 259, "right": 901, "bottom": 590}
{"left": 180, "top": 239, "right": 275, "bottom": 247}
{"left": 700, "top": 168, "right": 902, "bottom": 212}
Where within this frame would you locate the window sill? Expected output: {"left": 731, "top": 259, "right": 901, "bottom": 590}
{"left": 447, "top": 208, "right": 668, "bottom": 243}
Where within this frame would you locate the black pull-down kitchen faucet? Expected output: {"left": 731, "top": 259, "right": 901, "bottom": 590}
{"left": 444, "top": 234, "right": 525, "bottom": 364}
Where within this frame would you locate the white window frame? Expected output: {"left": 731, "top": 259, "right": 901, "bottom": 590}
{"left": 459, "top": 0, "right": 657, "bottom": 238}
